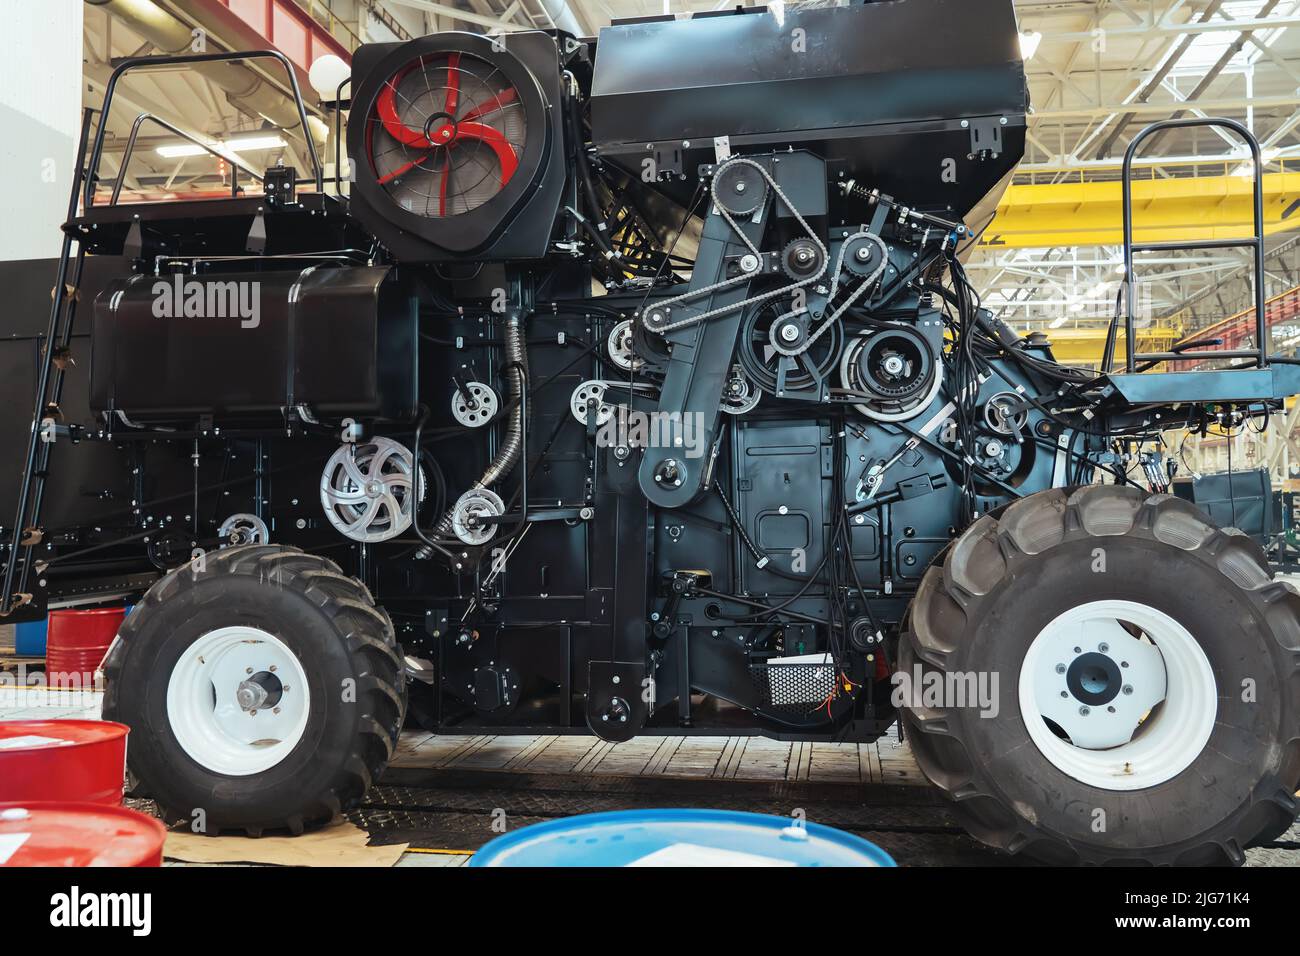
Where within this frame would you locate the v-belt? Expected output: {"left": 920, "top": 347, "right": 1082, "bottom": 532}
{"left": 640, "top": 159, "right": 878, "bottom": 353}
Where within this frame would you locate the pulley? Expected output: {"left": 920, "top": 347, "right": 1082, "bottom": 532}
{"left": 606, "top": 320, "right": 644, "bottom": 371}
{"left": 721, "top": 365, "right": 762, "bottom": 415}
{"left": 839, "top": 323, "right": 942, "bottom": 422}
{"left": 319, "top": 438, "right": 421, "bottom": 543}
{"left": 451, "top": 381, "right": 499, "bottom": 428}
{"left": 450, "top": 488, "right": 506, "bottom": 546}
{"left": 570, "top": 379, "right": 616, "bottom": 426}
{"left": 218, "top": 513, "right": 270, "bottom": 547}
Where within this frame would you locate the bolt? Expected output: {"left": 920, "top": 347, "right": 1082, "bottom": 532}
{"left": 1079, "top": 706, "right": 1090, "bottom": 716}
{"left": 1122, "top": 685, "right": 1133, "bottom": 695}
{"left": 1055, "top": 663, "right": 1066, "bottom": 674}
{"left": 856, "top": 246, "right": 871, "bottom": 262}
{"left": 1098, "top": 643, "right": 1109, "bottom": 653}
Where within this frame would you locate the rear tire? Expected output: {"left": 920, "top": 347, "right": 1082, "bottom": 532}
{"left": 899, "top": 486, "right": 1300, "bottom": 865}
{"left": 103, "top": 545, "right": 406, "bottom": 836}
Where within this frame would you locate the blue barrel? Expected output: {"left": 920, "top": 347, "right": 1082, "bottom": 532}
{"left": 470, "top": 809, "right": 896, "bottom": 867}
{"left": 14, "top": 619, "right": 48, "bottom": 656}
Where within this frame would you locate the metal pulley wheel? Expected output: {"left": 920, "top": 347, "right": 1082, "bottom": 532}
{"left": 450, "top": 488, "right": 506, "bottom": 546}
{"left": 982, "top": 391, "right": 1030, "bottom": 437}
{"left": 570, "top": 379, "right": 617, "bottom": 426}
{"left": 839, "top": 324, "right": 942, "bottom": 422}
{"left": 218, "top": 512, "right": 270, "bottom": 547}
{"left": 721, "top": 365, "right": 762, "bottom": 415}
{"left": 606, "top": 320, "right": 643, "bottom": 371}
{"left": 451, "top": 381, "right": 499, "bottom": 428}
{"left": 319, "top": 437, "right": 422, "bottom": 543}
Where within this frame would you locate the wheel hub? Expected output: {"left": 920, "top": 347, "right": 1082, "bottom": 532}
{"left": 1065, "top": 651, "right": 1123, "bottom": 706}
{"left": 166, "top": 626, "right": 311, "bottom": 776}
{"left": 1019, "top": 599, "right": 1216, "bottom": 790}
{"left": 236, "top": 670, "right": 284, "bottom": 713}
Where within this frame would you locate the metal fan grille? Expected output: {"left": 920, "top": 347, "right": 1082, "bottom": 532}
{"left": 366, "top": 51, "right": 527, "bottom": 218}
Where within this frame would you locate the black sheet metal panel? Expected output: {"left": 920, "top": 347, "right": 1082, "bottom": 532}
{"left": 89, "top": 265, "right": 418, "bottom": 422}
{"left": 590, "top": 0, "right": 1027, "bottom": 216}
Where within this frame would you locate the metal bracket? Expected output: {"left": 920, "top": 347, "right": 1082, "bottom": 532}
{"left": 585, "top": 660, "right": 648, "bottom": 742}
{"left": 650, "top": 143, "right": 683, "bottom": 179}
{"left": 246, "top": 207, "right": 267, "bottom": 254}
{"left": 965, "top": 116, "right": 1004, "bottom": 160}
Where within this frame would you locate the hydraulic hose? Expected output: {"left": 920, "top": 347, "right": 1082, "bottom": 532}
{"left": 432, "top": 310, "right": 529, "bottom": 538}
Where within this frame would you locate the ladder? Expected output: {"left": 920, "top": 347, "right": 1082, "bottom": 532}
{"left": 1, "top": 107, "right": 95, "bottom": 616}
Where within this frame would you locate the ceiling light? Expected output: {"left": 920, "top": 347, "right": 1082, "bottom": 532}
{"left": 309, "top": 54, "right": 351, "bottom": 101}
{"left": 1019, "top": 31, "right": 1042, "bottom": 61}
{"left": 156, "top": 135, "right": 287, "bottom": 159}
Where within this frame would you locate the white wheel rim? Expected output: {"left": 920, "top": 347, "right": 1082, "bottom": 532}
{"left": 1018, "top": 599, "right": 1216, "bottom": 791}
{"left": 166, "top": 626, "right": 311, "bottom": 776}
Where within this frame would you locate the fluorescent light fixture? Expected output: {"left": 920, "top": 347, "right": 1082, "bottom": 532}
{"left": 156, "top": 135, "right": 287, "bottom": 159}
{"left": 1048, "top": 315, "right": 1068, "bottom": 329}
{"left": 1019, "top": 31, "right": 1042, "bottom": 61}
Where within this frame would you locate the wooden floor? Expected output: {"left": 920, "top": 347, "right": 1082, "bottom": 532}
{"left": 392, "top": 729, "right": 926, "bottom": 787}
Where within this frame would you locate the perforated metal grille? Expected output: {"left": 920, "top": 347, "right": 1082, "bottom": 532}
{"left": 750, "top": 663, "right": 839, "bottom": 719}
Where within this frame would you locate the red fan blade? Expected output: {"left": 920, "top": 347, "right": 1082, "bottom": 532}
{"left": 444, "top": 52, "right": 461, "bottom": 116}
{"left": 375, "top": 152, "right": 430, "bottom": 185}
{"left": 451, "top": 121, "right": 519, "bottom": 186}
{"left": 375, "top": 61, "right": 430, "bottom": 147}
{"left": 459, "top": 87, "right": 517, "bottom": 123}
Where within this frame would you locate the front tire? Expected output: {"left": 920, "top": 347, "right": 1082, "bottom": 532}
{"left": 103, "top": 545, "right": 406, "bottom": 836}
{"left": 899, "top": 486, "right": 1300, "bottom": 865}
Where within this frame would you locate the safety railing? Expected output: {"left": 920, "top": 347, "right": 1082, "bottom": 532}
{"left": 84, "top": 49, "right": 323, "bottom": 210}
{"left": 1114, "top": 116, "right": 1268, "bottom": 373}
{"left": 109, "top": 113, "right": 266, "bottom": 205}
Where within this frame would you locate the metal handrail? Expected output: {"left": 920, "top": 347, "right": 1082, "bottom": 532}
{"left": 109, "top": 113, "right": 266, "bottom": 205}
{"left": 1120, "top": 116, "right": 1268, "bottom": 373}
{"left": 85, "top": 49, "right": 323, "bottom": 210}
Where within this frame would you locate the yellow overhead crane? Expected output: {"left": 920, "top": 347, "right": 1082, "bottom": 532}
{"left": 1030, "top": 325, "right": 1184, "bottom": 367}
{"left": 979, "top": 171, "right": 1300, "bottom": 249}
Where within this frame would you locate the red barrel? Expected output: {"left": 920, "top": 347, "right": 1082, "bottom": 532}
{"left": 45, "top": 607, "right": 125, "bottom": 688}
{"left": 0, "top": 720, "right": 129, "bottom": 805}
{"left": 0, "top": 803, "right": 164, "bottom": 867}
